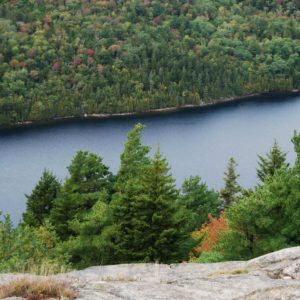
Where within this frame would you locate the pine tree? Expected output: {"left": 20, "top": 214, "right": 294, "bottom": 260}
{"left": 220, "top": 157, "right": 240, "bottom": 209}
{"left": 50, "top": 151, "right": 113, "bottom": 240}
{"left": 257, "top": 140, "right": 288, "bottom": 183}
{"left": 23, "top": 170, "right": 61, "bottom": 227}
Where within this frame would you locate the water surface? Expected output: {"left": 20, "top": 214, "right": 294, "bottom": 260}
{"left": 1, "top": 94, "right": 300, "bottom": 223}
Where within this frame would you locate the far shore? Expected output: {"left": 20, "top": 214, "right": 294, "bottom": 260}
{"left": 1, "top": 90, "right": 299, "bottom": 131}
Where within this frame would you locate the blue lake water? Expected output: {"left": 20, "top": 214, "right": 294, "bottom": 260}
{"left": 1, "top": 94, "right": 300, "bottom": 223}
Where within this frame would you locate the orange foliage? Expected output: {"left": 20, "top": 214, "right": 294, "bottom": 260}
{"left": 108, "top": 44, "right": 120, "bottom": 53}
{"left": 193, "top": 213, "right": 227, "bottom": 254}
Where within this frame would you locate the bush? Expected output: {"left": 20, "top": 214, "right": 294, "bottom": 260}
{"left": 0, "top": 213, "right": 70, "bottom": 274}
{"left": 193, "top": 251, "right": 225, "bottom": 263}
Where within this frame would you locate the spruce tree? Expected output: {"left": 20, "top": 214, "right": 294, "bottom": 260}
{"left": 111, "top": 144, "right": 193, "bottom": 263}
{"left": 116, "top": 123, "right": 150, "bottom": 188}
{"left": 50, "top": 151, "right": 113, "bottom": 240}
{"left": 220, "top": 157, "right": 240, "bottom": 209}
{"left": 141, "top": 148, "right": 193, "bottom": 263}
{"left": 257, "top": 140, "right": 288, "bottom": 183}
{"left": 109, "top": 123, "right": 151, "bottom": 262}
{"left": 23, "top": 170, "right": 61, "bottom": 227}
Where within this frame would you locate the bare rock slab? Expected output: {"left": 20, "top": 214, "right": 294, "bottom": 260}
{"left": 2, "top": 247, "right": 300, "bottom": 300}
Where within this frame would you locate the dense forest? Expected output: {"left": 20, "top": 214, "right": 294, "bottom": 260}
{"left": 0, "top": 0, "right": 300, "bottom": 125}
{"left": 1, "top": 123, "right": 300, "bottom": 273}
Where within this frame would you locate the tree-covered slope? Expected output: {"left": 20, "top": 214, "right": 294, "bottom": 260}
{"left": 0, "top": 0, "right": 300, "bottom": 125}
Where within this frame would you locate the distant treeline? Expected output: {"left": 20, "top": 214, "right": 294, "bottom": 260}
{"left": 1, "top": 124, "right": 300, "bottom": 272}
{"left": 0, "top": 0, "right": 300, "bottom": 125}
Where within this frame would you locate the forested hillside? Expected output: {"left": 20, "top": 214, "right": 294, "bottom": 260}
{"left": 0, "top": 0, "right": 300, "bottom": 125}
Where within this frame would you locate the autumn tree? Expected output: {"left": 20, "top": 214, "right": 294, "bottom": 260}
{"left": 192, "top": 213, "right": 227, "bottom": 256}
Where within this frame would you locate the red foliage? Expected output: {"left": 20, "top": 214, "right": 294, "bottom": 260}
{"left": 152, "top": 16, "right": 161, "bottom": 25}
{"left": 193, "top": 213, "right": 227, "bottom": 254}
{"left": 73, "top": 57, "right": 83, "bottom": 65}
{"left": 19, "top": 61, "right": 26, "bottom": 68}
{"left": 52, "top": 60, "right": 62, "bottom": 71}
{"left": 86, "top": 48, "right": 95, "bottom": 57}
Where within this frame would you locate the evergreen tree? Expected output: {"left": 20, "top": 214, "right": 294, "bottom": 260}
{"left": 23, "top": 170, "right": 61, "bottom": 227}
{"left": 218, "top": 167, "right": 292, "bottom": 261}
{"left": 111, "top": 146, "right": 193, "bottom": 263}
{"left": 61, "top": 192, "right": 115, "bottom": 269}
{"left": 257, "top": 140, "right": 288, "bottom": 183}
{"left": 50, "top": 151, "right": 113, "bottom": 240}
{"left": 218, "top": 135, "right": 300, "bottom": 261}
{"left": 292, "top": 131, "right": 300, "bottom": 170}
{"left": 140, "top": 148, "right": 193, "bottom": 263}
{"left": 109, "top": 123, "right": 151, "bottom": 262}
{"left": 220, "top": 157, "right": 241, "bottom": 209}
{"left": 180, "top": 176, "right": 220, "bottom": 229}
{"left": 116, "top": 123, "right": 150, "bottom": 188}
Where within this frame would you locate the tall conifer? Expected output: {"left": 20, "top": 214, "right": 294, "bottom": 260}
{"left": 23, "top": 170, "right": 61, "bottom": 227}
{"left": 257, "top": 140, "right": 288, "bottom": 183}
{"left": 50, "top": 151, "right": 113, "bottom": 240}
{"left": 220, "top": 157, "right": 240, "bottom": 209}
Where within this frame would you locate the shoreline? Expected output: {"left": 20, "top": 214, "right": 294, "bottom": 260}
{"left": 1, "top": 90, "right": 299, "bottom": 131}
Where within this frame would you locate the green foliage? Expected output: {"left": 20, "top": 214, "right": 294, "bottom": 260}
{"left": 110, "top": 126, "right": 193, "bottom": 263}
{"left": 6, "top": 125, "right": 300, "bottom": 270}
{"left": 220, "top": 157, "right": 241, "bottom": 209}
{"left": 257, "top": 140, "right": 288, "bottom": 182}
{"left": 23, "top": 169, "right": 61, "bottom": 227}
{"left": 0, "top": 213, "right": 69, "bottom": 274}
{"left": 59, "top": 195, "right": 115, "bottom": 269}
{"left": 108, "top": 123, "right": 151, "bottom": 261}
{"left": 194, "top": 251, "right": 225, "bottom": 263}
{"left": 50, "top": 151, "right": 113, "bottom": 240}
{"left": 0, "top": 1, "right": 299, "bottom": 125}
{"left": 137, "top": 148, "right": 195, "bottom": 263}
{"left": 116, "top": 123, "right": 150, "bottom": 187}
{"left": 179, "top": 176, "right": 220, "bottom": 229}
{"left": 217, "top": 133, "right": 300, "bottom": 260}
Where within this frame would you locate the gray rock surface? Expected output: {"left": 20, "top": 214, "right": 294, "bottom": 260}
{"left": 2, "top": 247, "right": 300, "bottom": 299}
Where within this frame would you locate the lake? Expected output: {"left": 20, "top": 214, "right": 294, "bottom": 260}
{"left": 1, "top": 93, "right": 300, "bottom": 223}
